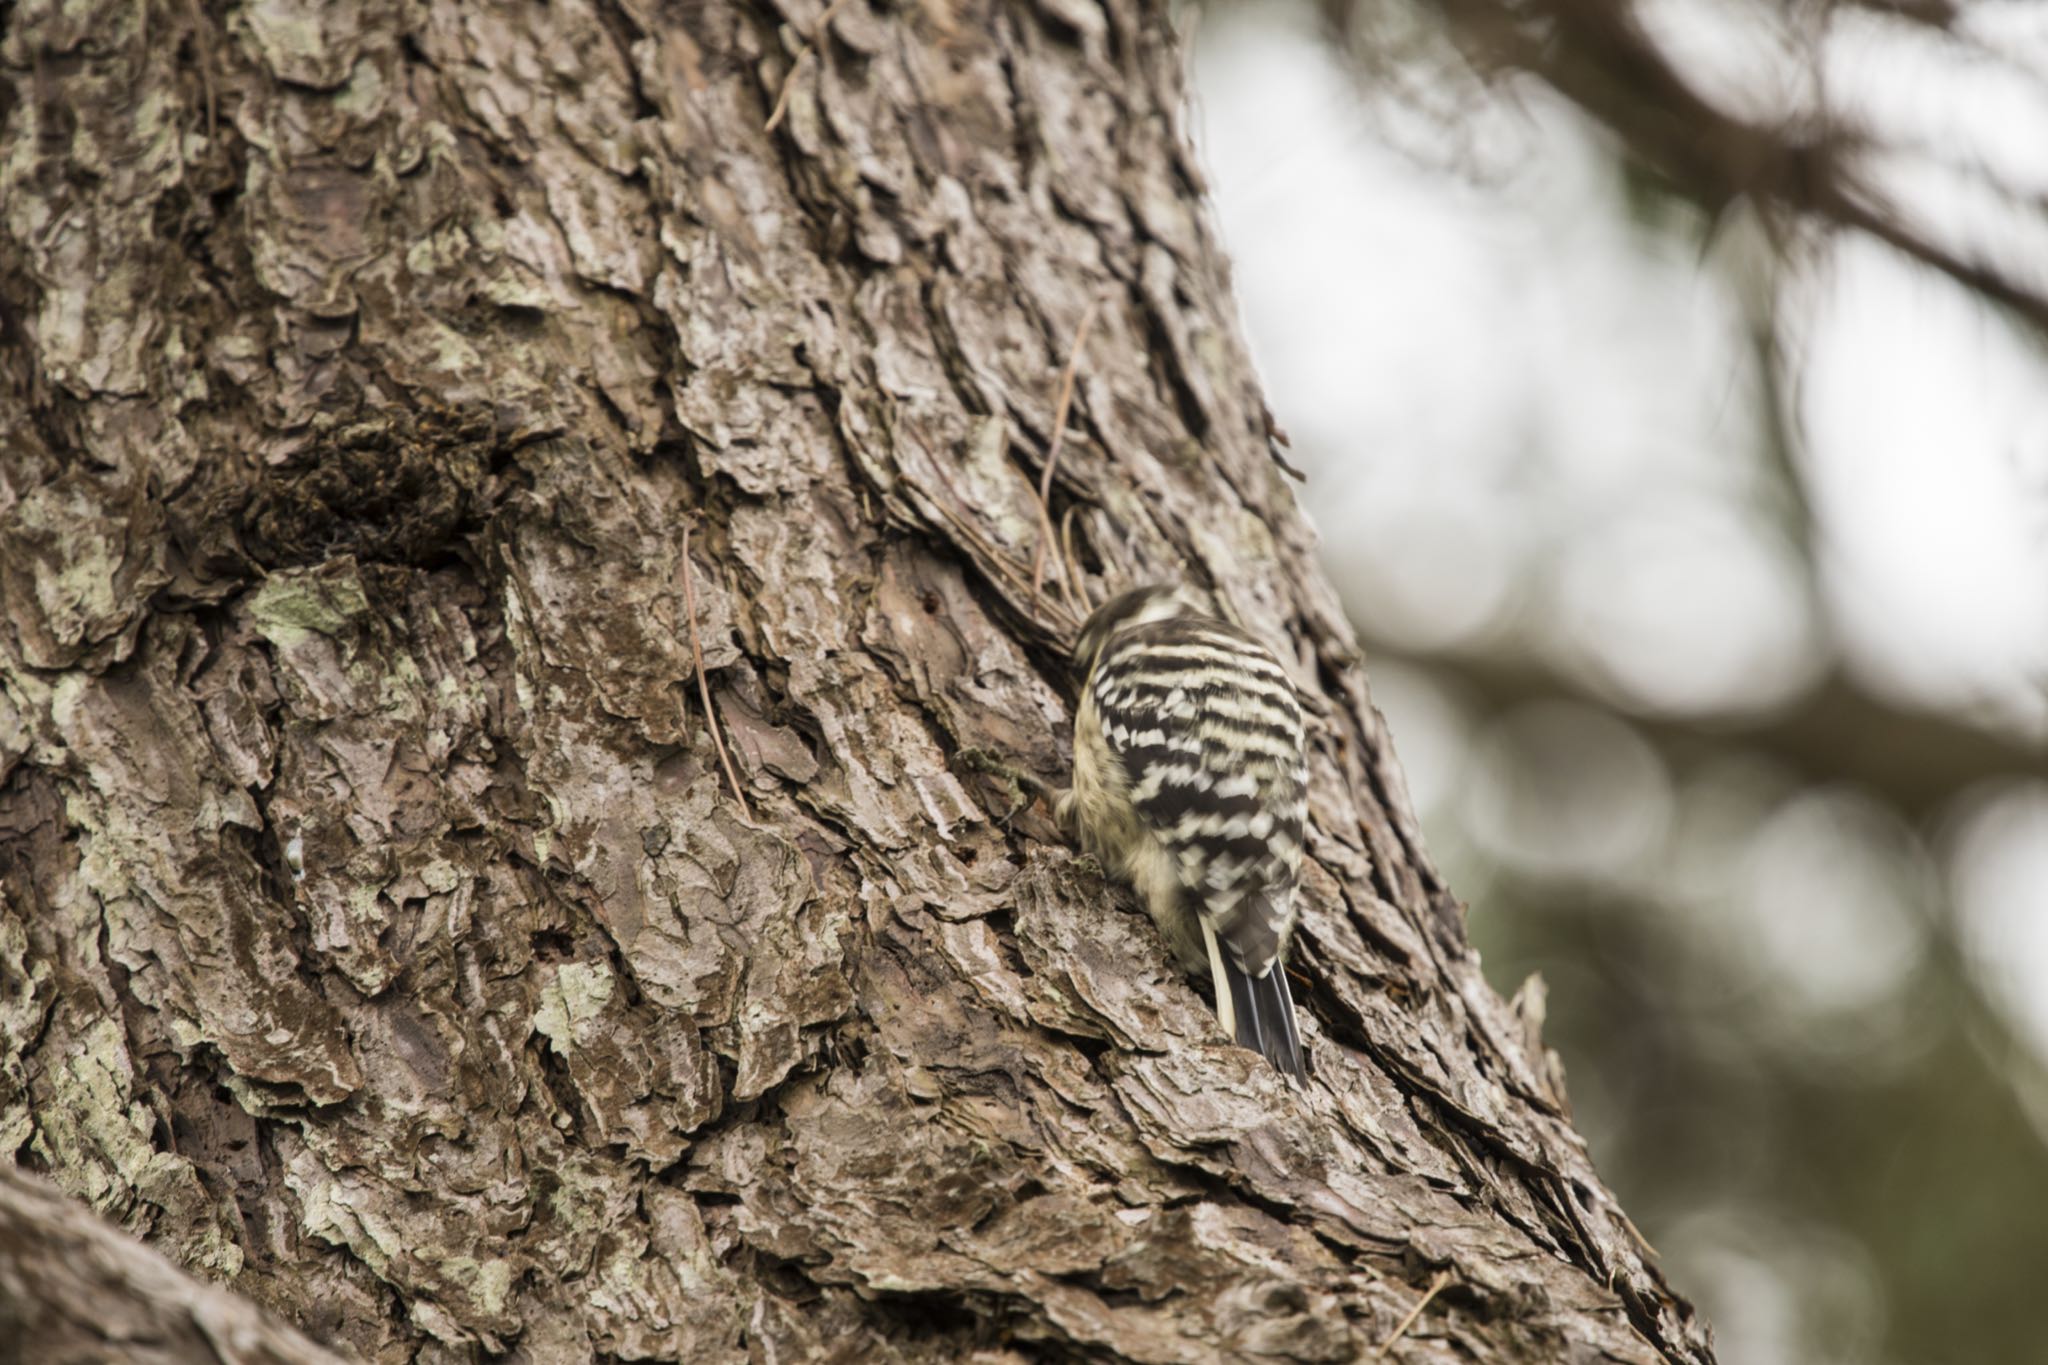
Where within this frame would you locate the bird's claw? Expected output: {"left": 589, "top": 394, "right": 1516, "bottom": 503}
{"left": 953, "top": 747, "right": 1051, "bottom": 823}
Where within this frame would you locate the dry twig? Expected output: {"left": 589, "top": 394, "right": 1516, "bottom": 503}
{"left": 1030, "top": 301, "right": 1099, "bottom": 607}
{"left": 680, "top": 524, "right": 754, "bottom": 823}
{"left": 764, "top": 0, "right": 850, "bottom": 133}
{"left": 1373, "top": 1269, "right": 1452, "bottom": 1358}
{"left": 1058, "top": 503, "right": 1087, "bottom": 617}
{"left": 184, "top": 0, "right": 219, "bottom": 142}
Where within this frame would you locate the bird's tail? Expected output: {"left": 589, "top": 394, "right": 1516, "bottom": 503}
{"left": 1216, "top": 947, "right": 1307, "bottom": 1083}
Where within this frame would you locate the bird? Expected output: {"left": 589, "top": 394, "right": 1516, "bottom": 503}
{"left": 1058, "top": 585, "right": 1310, "bottom": 1081}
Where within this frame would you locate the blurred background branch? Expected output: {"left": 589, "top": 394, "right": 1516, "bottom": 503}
{"left": 1317, "top": 0, "right": 2048, "bottom": 329}
{"left": 1371, "top": 638, "right": 2034, "bottom": 816}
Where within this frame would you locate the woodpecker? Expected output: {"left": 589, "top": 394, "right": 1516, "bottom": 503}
{"left": 1059, "top": 586, "right": 1309, "bottom": 1081}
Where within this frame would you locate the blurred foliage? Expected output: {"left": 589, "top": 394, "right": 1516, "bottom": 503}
{"left": 1191, "top": 1, "right": 2048, "bottom": 1361}
{"left": 1476, "top": 884, "right": 2048, "bottom": 1365}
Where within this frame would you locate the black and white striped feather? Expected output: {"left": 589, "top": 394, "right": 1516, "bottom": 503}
{"left": 1061, "top": 587, "right": 1310, "bottom": 1080}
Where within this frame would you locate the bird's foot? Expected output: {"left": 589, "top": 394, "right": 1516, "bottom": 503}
{"left": 953, "top": 748, "right": 1053, "bottom": 823}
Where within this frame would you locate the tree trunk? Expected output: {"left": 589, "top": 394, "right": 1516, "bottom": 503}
{"left": 0, "top": 1, "right": 1713, "bottom": 1361}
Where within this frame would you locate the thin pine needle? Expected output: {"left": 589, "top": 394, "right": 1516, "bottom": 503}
{"left": 1373, "top": 1269, "right": 1452, "bottom": 1358}
{"left": 764, "top": 0, "right": 850, "bottom": 133}
{"left": 680, "top": 524, "right": 754, "bottom": 823}
{"left": 1030, "top": 301, "right": 1098, "bottom": 600}
{"left": 1058, "top": 503, "right": 1085, "bottom": 620}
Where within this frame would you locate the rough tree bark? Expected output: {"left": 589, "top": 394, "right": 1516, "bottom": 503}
{"left": 0, "top": 1, "right": 1714, "bottom": 1361}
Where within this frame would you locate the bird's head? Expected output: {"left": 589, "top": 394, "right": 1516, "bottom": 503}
{"left": 1072, "top": 584, "right": 1193, "bottom": 676}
